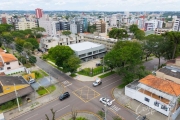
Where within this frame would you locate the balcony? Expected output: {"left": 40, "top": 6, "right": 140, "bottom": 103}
{"left": 139, "top": 88, "right": 170, "bottom": 104}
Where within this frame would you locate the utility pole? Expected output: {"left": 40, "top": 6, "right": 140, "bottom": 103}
{"left": 14, "top": 83, "right": 21, "bottom": 111}
{"left": 104, "top": 104, "right": 107, "bottom": 120}
{"left": 103, "top": 57, "right": 104, "bottom": 73}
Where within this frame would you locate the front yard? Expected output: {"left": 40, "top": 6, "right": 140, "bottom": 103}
{"left": 31, "top": 70, "right": 49, "bottom": 80}
{"left": 36, "top": 85, "right": 56, "bottom": 96}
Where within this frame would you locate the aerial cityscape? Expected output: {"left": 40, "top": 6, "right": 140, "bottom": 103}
{"left": 0, "top": 0, "right": 180, "bottom": 120}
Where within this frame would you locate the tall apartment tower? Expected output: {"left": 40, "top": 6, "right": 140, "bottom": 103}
{"left": 35, "top": 8, "right": 43, "bottom": 19}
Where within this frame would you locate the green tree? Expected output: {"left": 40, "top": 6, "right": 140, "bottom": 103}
{"left": 129, "top": 24, "right": 139, "bottom": 33}
{"left": 15, "top": 38, "right": 25, "bottom": 52}
{"left": 134, "top": 29, "right": 145, "bottom": 40}
{"left": 11, "top": 31, "right": 26, "bottom": 38}
{"left": 2, "top": 34, "right": 14, "bottom": 45}
{"left": 29, "top": 56, "right": 37, "bottom": 64}
{"left": 63, "top": 55, "right": 81, "bottom": 73}
{"left": 23, "top": 42, "right": 33, "bottom": 51}
{"left": 163, "top": 31, "right": 180, "bottom": 59}
{"left": 0, "top": 24, "right": 12, "bottom": 34}
{"left": 18, "top": 56, "right": 27, "bottom": 64}
{"left": 62, "top": 30, "right": 71, "bottom": 36}
{"left": 87, "top": 24, "right": 96, "bottom": 33}
{"left": 113, "top": 116, "right": 122, "bottom": 120}
{"left": 108, "top": 28, "right": 128, "bottom": 39}
{"left": 75, "top": 117, "right": 88, "bottom": 120}
{"left": 48, "top": 46, "right": 74, "bottom": 67}
{"left": 97, "top": 111, "right": 105, "bottom": 118}
{"left": 32, "top": 27, "right": 45, "bottom": 38}
{"left": 26, "top": 38, "right": 39, "bottom": 50}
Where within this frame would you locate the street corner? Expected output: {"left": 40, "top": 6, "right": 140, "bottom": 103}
{"left": 73, "top": 86, "right": 100, "bottom": 103}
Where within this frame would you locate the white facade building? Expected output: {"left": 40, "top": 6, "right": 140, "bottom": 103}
{"left": 70, "top": 23, "right": 77, "bottom": 34}
{"left": 68, "top": 42, "right": 106, "bottom": 62}
{"left": 145, "top": 20, "right": 163, "bottom": 31}
{"left": 173, "top": 18, "right": 180, "bottom": 31}
{"left": 15, "top": 18, "right": 37, "bottom": 30}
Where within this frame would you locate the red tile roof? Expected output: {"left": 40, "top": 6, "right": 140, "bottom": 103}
{"left": 139, "top": 75, "right": 180, "bottom": 96}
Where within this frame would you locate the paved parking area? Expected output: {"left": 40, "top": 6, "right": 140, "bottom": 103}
{"left": 73, "top": 86, "right": 100, "bottom": 103}
{"left": 79, "top": 58, "right": 101, "bottom": 70}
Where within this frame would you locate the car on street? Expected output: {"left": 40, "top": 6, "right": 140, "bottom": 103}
{"left": 99, "top": 97, "right": 113, "bottom": 106}
{"left": 28, "top": 79, "right": 36, "bottom": 84}
{"left": 93, "top": 78, "right": 102, "bottom": 87}
{"left": 59, "top": 92, "right": 70, "bottom": 101}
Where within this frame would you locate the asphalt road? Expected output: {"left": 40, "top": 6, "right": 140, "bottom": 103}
{"left": 12, "top": 57, "right": 137, "bottom": 120}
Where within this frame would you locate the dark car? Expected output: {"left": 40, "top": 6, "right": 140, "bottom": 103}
{"left": 59, "top": 92, "right": 70, "bottom": 101}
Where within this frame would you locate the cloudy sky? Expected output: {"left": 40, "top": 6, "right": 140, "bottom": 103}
{"left": 0, "top": 0, "right": 179, "bottom": 11}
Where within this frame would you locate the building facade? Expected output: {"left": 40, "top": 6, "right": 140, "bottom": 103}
{"left": 35, "top": 8, "right": 43, "bottom": 19}
{"left": 173, "top": 18, "right": 180, "bottom": 31}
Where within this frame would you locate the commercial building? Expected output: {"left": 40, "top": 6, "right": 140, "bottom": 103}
{"left": 82, "top": 34, "right": 117, "bottom": 51}
{"left": 144, "top": 20, "right": 163, "bottom": 31}
{"left": 68, "top": 41, "right": 106, "bottom": 62}
{"left": 35, "top": 8, "right": 43, "bottom": 19}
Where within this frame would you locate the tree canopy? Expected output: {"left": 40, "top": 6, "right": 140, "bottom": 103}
{"left": 62, "top": 30, "right": 71, "bottom": 36}
{"left": 129, "top": 24, "right": 145, "bottom": 40}
{"left": 108, "top": 28, "right": 128, "bottom": 39}
{"left": 26, "top": 38, "right": 39, "bottom": 50}
{"left": 48, "top": 46, "right": 74, "bottom": 67}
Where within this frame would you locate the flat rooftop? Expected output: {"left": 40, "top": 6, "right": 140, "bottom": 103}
{"left": 68, "top": 42, "right": 103, "bottom": 52}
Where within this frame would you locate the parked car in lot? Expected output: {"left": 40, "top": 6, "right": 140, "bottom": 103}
{"left": 99, "top": 97, "right": 113, "bottom": 106}
{"left": 93, "top": 78, "right": 102, "bottom": 87}
{"left": 28, "top": 79, "right": 35, "bottom": 84}
{"left": 59, "top": 92, "right": 70, "bottom": 101}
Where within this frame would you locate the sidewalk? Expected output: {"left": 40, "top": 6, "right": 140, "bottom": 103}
{"left": 74, "top": 71, "right": 110, "bottom": 81}
{"left": 4, "top": 82, "right": 64, "bottom": 120}
{"left": 113, "top": 88, "right": 170, "bottom": 120}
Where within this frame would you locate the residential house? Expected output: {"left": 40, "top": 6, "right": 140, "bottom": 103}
{"left": 0, "top": 52, "right": 24, "bottom": 75}
{"left": 0, "top": 76, "right": 33, "bottom": 104}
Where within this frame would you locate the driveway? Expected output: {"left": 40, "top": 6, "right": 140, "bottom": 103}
{"left": 31, "top": 77, "right": 58, "bottom": 90}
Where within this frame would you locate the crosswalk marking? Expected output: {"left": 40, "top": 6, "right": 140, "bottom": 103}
{"left": 110, "top": 105, "right": 121, "bottom": 112}
{"left": 62, "top": 80, "right": 72, "bottom": 87}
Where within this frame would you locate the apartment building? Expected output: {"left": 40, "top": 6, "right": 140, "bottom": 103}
{"left": 82, "top": 34, "right": 117, "bottom": 51}
{"left": 144, "top": 20, "right": 163, "bottom": 31}
{"left": 95, "top": 20, "right": 107, "bottom": 33}
{"left": 173, "top": 18, "right": 180, "bottom": 31}
{"left": 40, "top": 34, "right": 84, "bottom": 51}
{"left": 155, "top": 28, "right": 172, "bottom": 35}
{"left": 15, "top": 18, "right": 37, "bottom": 30}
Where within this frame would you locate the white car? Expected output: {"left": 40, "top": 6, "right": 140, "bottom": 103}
{"left": 28, "top": 79, "right": 35, "bottom": 84}
{"left": 99, "top": 97, "right": 113, "bottom": 106}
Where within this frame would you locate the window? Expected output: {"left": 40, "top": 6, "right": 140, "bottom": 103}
{"left": 7, "top": 67, "right": 11, "bottom": 70}
{"left": 87, "top": 52, "right": 92, "bottom": 55}
{"left": 79, "top": 54, "right": 86, "bottom": 58}
{"left": 154, "top": 101, "right": 159, "bottom": 107}
{"left": 144, "top": 97, "right": 150, "bottom": 102}
{"left": 6, "top": 62, "right": 10, "bottom": 65}
{"left": 161, "top": 105, "right": 168, "bottom": 111}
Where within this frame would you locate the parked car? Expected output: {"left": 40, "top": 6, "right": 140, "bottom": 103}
{"left": 59, "top": 92, "right": 70, "bottom": 101}
{"left": 93, "top": 78, "right": 102, "bottom": 87}
{"left": 28, "top": 79, "right": 35, "bottom": 84}
{"left": 99, "top": 97, "right": 113, "bottom": 106}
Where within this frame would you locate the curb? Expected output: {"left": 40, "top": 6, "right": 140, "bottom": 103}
{"left": 10, "top": 97, "right": 59, "bottom": 120}
{"left": 111, "top": 87, "right": 139, "bottom": 117}
{"left": 57, "top": 110, "right": 102, "bottom": 120}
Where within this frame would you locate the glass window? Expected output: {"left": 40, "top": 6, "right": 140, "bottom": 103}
{"left": 144, "top": 97, "right": 150, "bottom": 102}
{"left": 154, "top": 101, "right": 159, "bottom": 107}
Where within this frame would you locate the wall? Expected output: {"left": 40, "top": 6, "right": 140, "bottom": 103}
{"left": 1, "top": 84, "right": 29, "bottom": 95}
{"left": 4, "top": 67, "right": 25, "bottom": 75}
{"left": 3, "top": 61, "right": 21, "bottom": 72}
{"left": 125, "top": 86, "right": 171, "bottom": 116}
{"left": 172, "top": 106, "right": 180, "bottom": 120}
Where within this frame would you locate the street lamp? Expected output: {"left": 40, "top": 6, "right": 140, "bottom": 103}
{"left": 14, "top": 83, "right": 21, "bottom": 112}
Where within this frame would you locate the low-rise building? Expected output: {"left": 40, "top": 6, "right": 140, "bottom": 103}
{"left": 68, "top": 41, "right": 106, "bottom": 62}
{"left": 0, "top": 76, "right": 33, "bottom": 104}
{"left": 155, "top": 28, "right": 172, "bottom": 35}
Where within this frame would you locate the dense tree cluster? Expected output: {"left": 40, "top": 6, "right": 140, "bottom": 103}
{"left": 129, "top": 24, "right": 145, "bottom": 40}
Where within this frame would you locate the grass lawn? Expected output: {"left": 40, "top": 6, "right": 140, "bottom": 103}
{"left": 98, "top": 71, "right": 115, "bottom": 78}
{"left": 24, "top": 63, "right": 33, "bottom": 68}
{"left": 32, "top": 70, "right": 48, "bottom": 80}
{"left": 47, "top": 61, "right": 66, "bottom": 73}
{"left": 78, "top": 66, "right": 109, "bottom": 77}
{"left": 36, "top": 87, "right": 48, "bottom": 96}
{"left": 46, "top": 85, "right": 56, "bottom": 93}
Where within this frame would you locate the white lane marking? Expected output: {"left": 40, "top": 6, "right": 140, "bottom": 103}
{"left": 64, "top": 83, "right": 72, "bottom": 87}
{"left": 25, "top": 114, "right": 38, "bottom": 120}
{"left": 110, "top": 105, "right": 121, "bottom": 112}
{"left": 56, "top": 105, "right": 70, "bottom": 112}
{"left": 103, "top": 76, "right": 119, "bottom": 83}
{"left": 101, "top": 80, "right": 120, "bottom": 89}
{"left": 52, "top": 103, "right": 62, "bottom": 108}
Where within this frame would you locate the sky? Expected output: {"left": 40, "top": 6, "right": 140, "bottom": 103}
{"left": 0, "top": 0, "right": 179, "bottom": 11}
